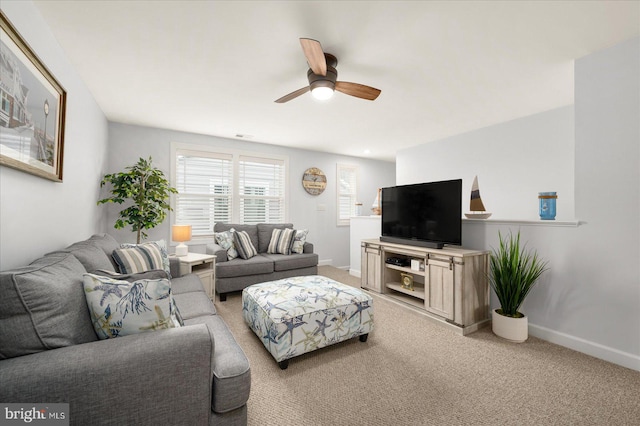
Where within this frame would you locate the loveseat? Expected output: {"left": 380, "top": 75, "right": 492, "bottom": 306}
{"left": 0, "top": 234, "right": 250, "bottom": 426}
{"left": 206, "top": 223, "right": 318, "bottom": 301}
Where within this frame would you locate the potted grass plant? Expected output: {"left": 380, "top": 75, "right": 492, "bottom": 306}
{"left": 489, "top": 230, "right": 549, "bottom": 342}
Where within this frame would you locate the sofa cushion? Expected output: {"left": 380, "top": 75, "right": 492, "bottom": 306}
{"left": 172, "top": 273, "right": 207, "bottom": 294}
{"left": 88, "top": 233, "right": 121, "bottom": 270}
{"left": 257, "top": 223, "right": 293, "bottom": 253}
{"left": 215, "top": 224, "right": 259, "bottom": 250}
{"left": 214, "top": 230, "right": 238, "bottom": 260}
{"left": 83, "top": 273, "right": 181, "bottom": 339}
{"left": 47, "top": 235, "right": 118, "bottom": 273}
{"left": 263, "top": 253, "right": 319, "bottom": 272}
{"left": 216, "top": 255, "right": 274, "bottom": 278}
{"left": 0, "top": 253, "right": 97, "bottom": 360}
{"left": 113, "top": 240, "right": 170, "bottom": 277}
{"left": 173, "top": 291, "right": 217, "bottom": 319}
{"left": 94, "top": 269, "right": 170, "bottom": 282}
{"left": 184, "top": 315, "right": 251, "bottom": 413}
{"left": 233, "top": 230, "right": 258, "bottom": 259}
{"left": 292, "top": 229, "right": 309, "bottom": 254}
{"left": 50, "top": 242, "right": 115, "bottom": 274}
{"left": 266, "top": 228, "right": 295, "bottom": 255}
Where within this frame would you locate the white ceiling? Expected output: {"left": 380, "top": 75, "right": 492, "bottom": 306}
{"left": 33, "top": 1, "right": 639, "bottom": 162}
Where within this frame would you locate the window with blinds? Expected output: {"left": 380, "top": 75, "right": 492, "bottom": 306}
{"left": 175, "top": 151, "right": 233, "bottom": 236}
{"left": 239, "top": 156, "right": 286, "bottom": 224}
{"left": 337, "top": 164, "right": 358, "bottom": 226}
{"left": 174, "top": 148, "right": 287, "bottom": 235}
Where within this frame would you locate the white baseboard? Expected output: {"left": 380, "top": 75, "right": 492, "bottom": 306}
{"left": 349, "top": 268, "right": 361, "bottom": 278}
{"left": 529, "top": 324, "right": 640, "bottom": 372}
{"left": 318, "top": 259, "right": 332, "bottom": 266}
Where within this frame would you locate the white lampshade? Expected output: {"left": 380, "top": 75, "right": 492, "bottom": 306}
{"left": 172, "top": 224, "right": 192, "bottom": 256}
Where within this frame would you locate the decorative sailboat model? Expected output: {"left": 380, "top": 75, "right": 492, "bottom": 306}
{"left": 464, "top": 176, "right": 492, "bottom": 219}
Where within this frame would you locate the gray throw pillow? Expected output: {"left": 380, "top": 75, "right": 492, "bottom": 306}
{"left": 0, "top": 253, "right": 98, "bottom": 359}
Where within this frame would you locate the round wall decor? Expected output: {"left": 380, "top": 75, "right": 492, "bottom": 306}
{"left": 302, "top": 167, "right": 327, "bottom": 195}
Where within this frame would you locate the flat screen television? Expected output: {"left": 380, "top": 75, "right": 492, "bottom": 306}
{"left": 380, "top": 179, "right": 462, "bottom": 249}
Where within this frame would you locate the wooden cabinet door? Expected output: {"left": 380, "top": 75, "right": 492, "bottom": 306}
{"left": 425, "top": 256, "right": 454, "bottom": 320}
{"left": 361, "top": 244, "right": 382, "bottom": 292}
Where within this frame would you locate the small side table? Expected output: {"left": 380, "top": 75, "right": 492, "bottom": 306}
{"left": 178, "top": 253, "right": 216, "bottom": 301}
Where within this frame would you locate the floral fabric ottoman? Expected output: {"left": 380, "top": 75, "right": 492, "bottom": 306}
{"left": 242, "top": 275, "right": 373, "bottom": 369}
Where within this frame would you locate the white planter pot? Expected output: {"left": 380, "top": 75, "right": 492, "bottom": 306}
{"left": 492, "top": 309, "right": 528, "bottom": 343}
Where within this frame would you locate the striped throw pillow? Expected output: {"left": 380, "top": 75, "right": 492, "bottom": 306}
{"left": 267, "top": 228, "right": 295, "bottom": 255}
{"left": 233, "top": 230, "right": 258, "bottom": 259}
{"left": 112, "top": 241, "right": 166, "bottom": 274}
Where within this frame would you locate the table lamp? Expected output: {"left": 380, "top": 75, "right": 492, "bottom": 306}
{"left": 172, "top": 224, "right": 192, "bottom": 256}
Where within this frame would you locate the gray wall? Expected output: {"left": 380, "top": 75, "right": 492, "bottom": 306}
{"left": 0, "top": 1, "right": 109, "bottom": 270}
{"left": 105, "top": 123, "right": 396, "bottom": 268}
{"left": 396, "top": 37, "right": 639, "bottom": 370}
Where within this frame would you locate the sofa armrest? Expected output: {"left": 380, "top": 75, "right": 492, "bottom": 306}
{"left": 206, "top": 243, "right": 228, "bottom": 262}
{"left": 0, "top": 324, "right": 213, "bottom": 425}
{"left": 169, "top": 256, "right": 182, "bottom": 277}
{"left": 303, "top": 242, "right": 314, "bottom": 253}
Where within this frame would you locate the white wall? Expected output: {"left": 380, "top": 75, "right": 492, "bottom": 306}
{"left": 396, "top": 37, "right": 639, "bottom": 370}
{"left": 105, "top": 123, "right": 396, "bottom": 268}
{"left": 397, "top": 106, "right": 575, "bottom": 221}
{"left": 0, "top": 2, "right": 109, "bottom": 270}
{"left": 570, "top": 36, "right": 639, "bottom": 368}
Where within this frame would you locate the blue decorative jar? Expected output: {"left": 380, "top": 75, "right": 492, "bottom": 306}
{"left": 539, "top": 192, "right": 557, "bottom": 220}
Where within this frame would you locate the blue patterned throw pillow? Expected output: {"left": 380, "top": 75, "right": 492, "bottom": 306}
{"left": 83, "top": 273, "right": 181, "bottom": 339}
{"left": 214, "top": 229, "right": 238, "bottom": 260}
{"left": 267, "top": 228, "right": 295, "bottom": 255}
{"left": 291, "top": 229, "right": 308, "bottom": 254}
{"left": 233, "top": 230, "right": 258, "bottom": 259}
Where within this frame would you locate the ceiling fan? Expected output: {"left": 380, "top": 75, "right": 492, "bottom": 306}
{"left": 275, "top": 38, "right": 381, "bottom": 103}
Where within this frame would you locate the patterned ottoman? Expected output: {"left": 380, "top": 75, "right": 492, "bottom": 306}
{"left": 242, "top": 275, "right": 374, "bottom": 369}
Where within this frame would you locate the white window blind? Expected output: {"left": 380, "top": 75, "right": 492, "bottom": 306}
{"left": 239, "top": 155, "right": 285, "bottom": 224}
{"left": 337, "top": 164, "right": 358, "bottom": 226}
{"left": 175, "top": 151, "right": 233, "bottom": 236}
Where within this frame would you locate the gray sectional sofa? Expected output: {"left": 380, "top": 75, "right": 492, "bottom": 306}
{"left": 207, "top": 223, "right": 319, "bottom": 301}
{"left": 0, "top": 234, "right": 250, "bottom": 426}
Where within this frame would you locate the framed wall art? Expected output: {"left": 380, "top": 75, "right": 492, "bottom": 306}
{"left": 0, "top": 11, "right": 67, "bottom": 182}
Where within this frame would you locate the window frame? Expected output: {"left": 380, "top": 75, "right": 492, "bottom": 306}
{"left": 336, "top": 163, "right": 359, "bottom": 226}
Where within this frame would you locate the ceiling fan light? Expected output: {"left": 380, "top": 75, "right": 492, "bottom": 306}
{"left": 311, "top": 86, "right": 334, "bottom": 100}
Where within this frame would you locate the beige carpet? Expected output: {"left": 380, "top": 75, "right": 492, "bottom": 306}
{"left": 215, "top": 266, "right": 640, "bottom": 425}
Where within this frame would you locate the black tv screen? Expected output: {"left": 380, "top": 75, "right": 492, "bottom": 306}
{"left": 380, "top": 179, "right": 462, "bottom": 249}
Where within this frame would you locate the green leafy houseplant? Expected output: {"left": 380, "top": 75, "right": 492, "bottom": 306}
{"left": 98, "top": 157, "right": 178, "bottom": 243}
{"left": 489, "top": 231, "right": 549, "bottom": 318}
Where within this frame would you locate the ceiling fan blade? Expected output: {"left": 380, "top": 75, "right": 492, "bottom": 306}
{"left": 275, "top": 86, "right": 310, "bottom": 103}
{"left": 335, "top": 81, "right": 381, "bottom": 101}
{"left": 300, "top": 38, "right": 327, "bottom": 76}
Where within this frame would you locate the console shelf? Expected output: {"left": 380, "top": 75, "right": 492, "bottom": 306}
{"left": 386, "top": 282, "right": 426, "bottom": 300}
{"left": 361, "top": 239, "right": 490, "bottom": 335}
{"left": 385, "top": 263, "right": 426, "bottom": 277}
